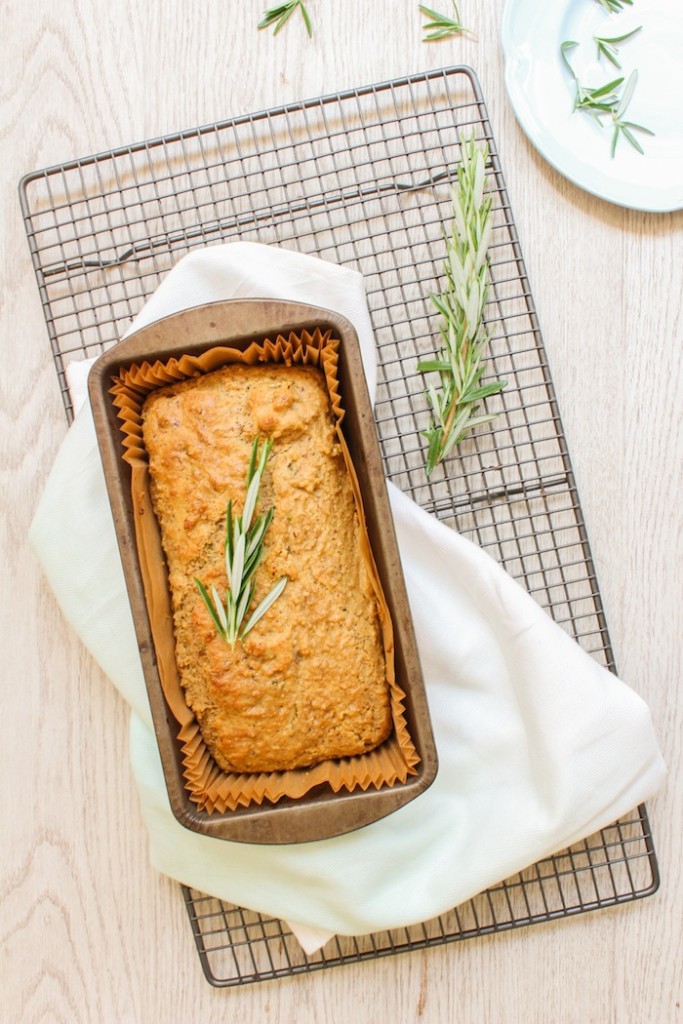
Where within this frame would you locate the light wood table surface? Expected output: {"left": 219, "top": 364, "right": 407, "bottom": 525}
{"left": 2, "top": 2, "right": 681, "bottom": 1021}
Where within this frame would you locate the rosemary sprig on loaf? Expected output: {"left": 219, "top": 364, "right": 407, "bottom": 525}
{"left": 418, "top": 134, "right": 506, "bottom": 476}
{"left": 195, "top": 437, "right": 287, "bottom": 646}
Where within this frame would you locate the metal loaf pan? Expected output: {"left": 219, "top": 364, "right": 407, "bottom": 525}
{"left": 89, "top": 298, "right": 437, "bottom": 843}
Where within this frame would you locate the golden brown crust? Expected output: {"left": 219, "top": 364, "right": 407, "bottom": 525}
{"left": 141, "top": 363, "right": 392, "bottom": 774}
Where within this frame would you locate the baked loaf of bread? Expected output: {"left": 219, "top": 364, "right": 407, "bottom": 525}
{"left": 141, "top": 363, "right": 392, "bottom": 774}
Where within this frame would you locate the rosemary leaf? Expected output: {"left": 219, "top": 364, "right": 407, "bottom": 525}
{"left": 242, "top": 446, "right": 268, "bottom": 529}
{"left": 599, "top": 28, "right": 643, "bottom": 44}
{"left": 621, "top": 125, "right": 644, "bottom": 153}
{"left": 418, "top": 134, "right": 506, "bottom": 477}
{"left": 231, "top": 531, "right": 246, "bottom": 602}
{"left": 561, "top": 40, "right": 579, "bottom": 76}
{"left": 225, "top": 499, "right": 233, "bottom": 562}
{"left": 195, "top": 437, "right": 287, "bottom": 646}
{"left": 246, "top": 511, "right": 270, "bottom": 561}
{"left": 597, "top": 41, "right": 621, "bottom": 68}
{"left": 211, "top": 586, "right": 229, "bottom": 634}
{"left": 299, "top": 1, "right": 313, "bottom": 35}
{"left": 241, "top": 577, "right": 288, "bottom": 638}
{"left": 195, "top": 578, "right": 227, "bottom": 640}
{"left": 235, "top": 580, "right": 254, "bottom": 628}
{"left": 585, "top": 76, "right": 624, "bottom": 100}
{"left": 621, "top": 120, "right": 655, "bottom": 136}
{"left": 611, "top": 124, "right": 620, "bottom": 158}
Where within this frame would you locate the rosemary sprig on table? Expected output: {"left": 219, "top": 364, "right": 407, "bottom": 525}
{"left": 417, "top": 135, "right": 506, "bottom": 477}
{"left": 594, "top": 26, "right": 642, "bottom": 68}
{"left": 419, "top": 2, "right": 472, "bottom": 41}
{"left": 257, "top": 2, "right": 479, "bottom": 43}
{"left": 561, "top": 42, "right": 654, "bottom": 156}
{"left": 594, "top": 0, "right": 633, "bottom": 12}
{"left": 258, "top": 0, "right": 312, "bottom": 37}
{"left": 195, "top": 438, "right": 287, "bottom": 647}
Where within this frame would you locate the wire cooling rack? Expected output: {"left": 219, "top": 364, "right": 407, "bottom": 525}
{"left": 20, "top": 65, "right": 658, "bottom": 988}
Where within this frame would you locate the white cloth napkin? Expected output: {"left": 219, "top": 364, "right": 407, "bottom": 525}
{"left": 29, "top": 242, "right": 665, "bottom": 953}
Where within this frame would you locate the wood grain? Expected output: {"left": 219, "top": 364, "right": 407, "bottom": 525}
{"left": 2, "top": 1, "right": 681, "bottom": 1021}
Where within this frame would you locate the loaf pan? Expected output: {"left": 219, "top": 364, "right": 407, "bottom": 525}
{"left": 89, "top": 298, "right": 437, "bottom": 843}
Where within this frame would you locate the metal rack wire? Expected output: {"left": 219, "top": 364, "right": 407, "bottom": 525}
{"left": 183, "top": 806, "right": 656, "bottom": 986}
{"left": 20, "top": 65, "right": 658, "bottom": 988}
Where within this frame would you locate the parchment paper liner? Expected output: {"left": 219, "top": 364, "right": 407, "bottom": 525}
{"left": 110, "top": 328, "right": 420, "bottom": 813}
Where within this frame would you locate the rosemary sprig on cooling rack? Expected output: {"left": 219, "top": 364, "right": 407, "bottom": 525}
{"left": 594, "top": 26, "right": 642, "bottom": 68}
{"left": 594, "top": 0, "right": 633, "bottom": 12}
{"left": 258, "top": 0, "right": 312, "bottom": 37}
{"left": 417, "top": 135, "right": 506, "bottom": 477}
{"left": 419, "top": 2, "right": 472, "bottom": 41}
{"left": 561, "top": 42, "right": 654, "bottom": 156}
{"left": 195, "top": 438, "right": 287, "bottom": 647}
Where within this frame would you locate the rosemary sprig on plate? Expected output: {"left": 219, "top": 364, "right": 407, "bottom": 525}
{"left": 594, "top": 26, "right": 642, "bottom": 68}
{"left": 417, "top": 135, "right": 506, "bottom": 477}
{"left": 594, "top": 0, "right": 633, "bottom": 12}
{"left": 195, "top": 437, "right": 287, "bottom": 647}
{"left": 608, "top": 70, "right": 655, "bottom": 155}
{"left": 561, "top": 42, "right": 654, "bottom": 156}
{"left": 258, "top": 0, "right": 312, "bottom": 37}
{"left": 561, "top": 40, "right": 624, "bottom": 121}
{"left": 419, "top": 2, "right": 472, "bottom": 41}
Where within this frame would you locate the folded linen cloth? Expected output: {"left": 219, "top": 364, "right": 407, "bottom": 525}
{"left": 30, "top": 242, "right": 665, "bottom": 952}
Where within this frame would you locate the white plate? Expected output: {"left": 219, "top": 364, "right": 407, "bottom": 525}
{"left": 500, "top": 0, "right": 683, "bottom": 212}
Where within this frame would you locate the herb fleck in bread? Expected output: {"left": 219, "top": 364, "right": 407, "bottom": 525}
{"left": 142, "top": 363, "right": 392, "bottom": 774}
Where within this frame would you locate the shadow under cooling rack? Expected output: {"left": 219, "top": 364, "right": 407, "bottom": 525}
{"left": 19, "top": 65, "right": 658, "bottom": 988}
